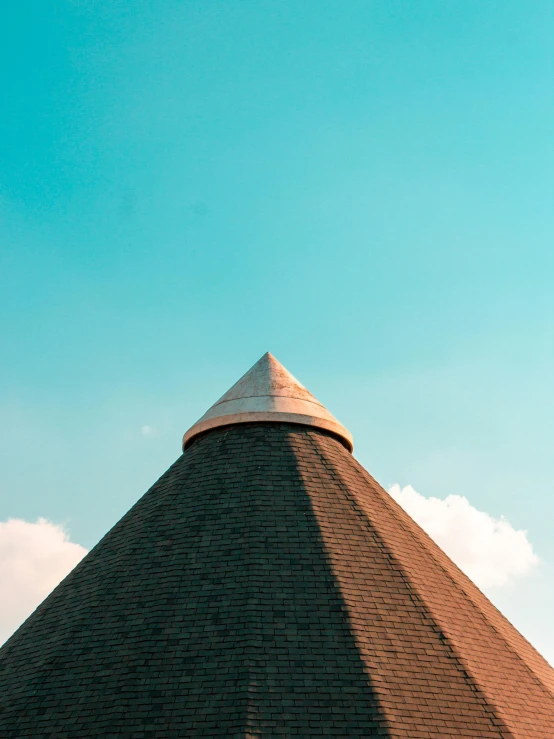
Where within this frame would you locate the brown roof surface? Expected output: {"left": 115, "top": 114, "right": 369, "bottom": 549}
{"left": 0, "top": 423, "right": 553, "bottom": 737}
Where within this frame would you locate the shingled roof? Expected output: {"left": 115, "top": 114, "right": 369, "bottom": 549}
{"left": 1, "top": 354, "right": 553, "bottom": 738}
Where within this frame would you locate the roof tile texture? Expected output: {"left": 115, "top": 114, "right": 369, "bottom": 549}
{"left": 0, "top": 423, "right": 553, "bottom": 738}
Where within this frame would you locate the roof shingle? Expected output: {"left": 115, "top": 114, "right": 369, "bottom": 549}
{"left": 0, "top": 422, "right": 552, "bottom": 737}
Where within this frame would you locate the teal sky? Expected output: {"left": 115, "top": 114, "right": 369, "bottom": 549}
{"left": 1, "top": 2, "right": 553, "bottom": 655}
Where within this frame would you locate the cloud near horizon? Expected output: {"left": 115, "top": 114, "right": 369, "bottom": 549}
{"left": 0, "top": 518, "right": 88, "bottom": 644}
{"left": 389, "top": 484, "right": 539, "bottom": 589}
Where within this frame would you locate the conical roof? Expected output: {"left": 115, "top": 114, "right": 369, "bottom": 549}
{"left": 183, "top": 352, "right": 353, "bottom": 451}
{"left": 1, "top": 356, "right": 553, "bottom": 738}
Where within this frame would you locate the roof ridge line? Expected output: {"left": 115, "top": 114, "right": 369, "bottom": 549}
{"left": 345, "top": 453, "right": 554, "bottom": 704}
{"left": 303, "top": 433, "right": 515, "bottom": 737}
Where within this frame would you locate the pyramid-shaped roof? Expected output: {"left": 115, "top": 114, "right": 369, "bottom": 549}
{"left": 1, "top": 354, "right": 553, "bottom": 737}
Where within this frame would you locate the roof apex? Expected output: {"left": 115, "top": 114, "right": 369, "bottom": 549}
{"left": 182, "top": 352, "right": 353, "bottom": 451}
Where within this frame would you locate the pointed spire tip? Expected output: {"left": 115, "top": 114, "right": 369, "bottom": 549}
{"left": 183, "top": 353, "right": 353, "bottom": 452}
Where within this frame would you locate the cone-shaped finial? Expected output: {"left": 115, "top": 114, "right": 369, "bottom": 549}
{"left": 183, "top": 352, "right": 353, "bottom": 451}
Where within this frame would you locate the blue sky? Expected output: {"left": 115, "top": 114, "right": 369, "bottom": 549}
{"left": 1, "top": 2, "right": 553, "bottom": 657}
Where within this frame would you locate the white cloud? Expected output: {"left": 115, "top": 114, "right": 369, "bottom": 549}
{"left": 141, "top": 425, "right": 156, "bottom": 437}
{"left": 389, "top": 484, "right": 539, "bottom": 589}
{"left": 0, "top": 518, "right": 88, "bottom": 644}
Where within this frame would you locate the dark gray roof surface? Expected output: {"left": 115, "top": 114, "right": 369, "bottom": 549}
{"left": 0, "top": 423, "right": 553, "bottom": 737}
